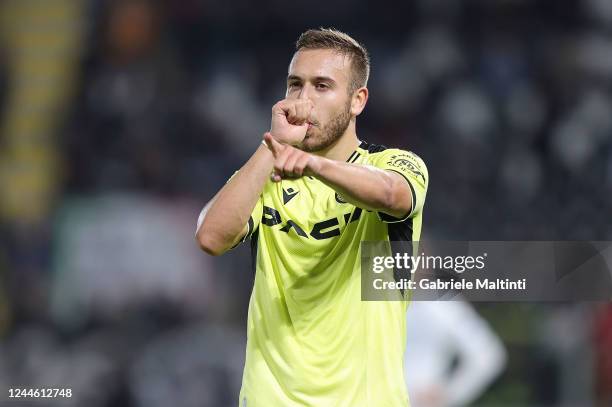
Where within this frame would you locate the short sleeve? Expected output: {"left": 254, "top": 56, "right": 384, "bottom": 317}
{"left": 242, "top": 195, "right": 263, "bottom": 242}
{"left": 226, "top": 170, "right": 263, "bottom": 243}
{"left": 370, "top": 149, "right": 428, "bottom": 222}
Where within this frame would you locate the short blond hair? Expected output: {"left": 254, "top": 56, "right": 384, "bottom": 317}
{"left": 295, "top": 28, "right": 370, "bottom": 94}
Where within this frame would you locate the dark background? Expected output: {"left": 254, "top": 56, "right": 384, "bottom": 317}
{"left": 0, "top": 0, "right": 610, "bottom": 405}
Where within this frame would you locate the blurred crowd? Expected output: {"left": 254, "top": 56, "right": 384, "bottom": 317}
{"left": 0, "top": 0, "right": 611, "bottom": 406}
{"left": 62, "top": 0, "right": 612, "bottom": 240}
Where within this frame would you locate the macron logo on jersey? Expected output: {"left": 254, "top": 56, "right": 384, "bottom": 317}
{"left": 282, "top": 187, "right": 299, "bottom": 205}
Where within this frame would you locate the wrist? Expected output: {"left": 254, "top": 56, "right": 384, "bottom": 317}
{"left": 306, "top": 155, "right": 325, "bottom": 177}
{"left": 258, "top": 139, "right": 275, "bottom": 164}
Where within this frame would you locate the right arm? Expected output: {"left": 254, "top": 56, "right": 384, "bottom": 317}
{"left": 195, "top": 138, "right": 273, "bottom": 256}
{"left": 196, "top": 99, "right": 313, "bottom": 256}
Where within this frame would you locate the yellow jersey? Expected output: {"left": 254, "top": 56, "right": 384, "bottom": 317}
{"left": 235, "top": 140, "right": 428, "bottom": 406}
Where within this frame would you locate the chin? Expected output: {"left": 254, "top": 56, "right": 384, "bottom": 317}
{"left": 300, "top": 131, "right": 319, "bottom": 151}
{"left": 300, "top": 139, "right": 318, "bottom": 152}
{"left": 305, "top": 127, "right": 317, "bottom": 138}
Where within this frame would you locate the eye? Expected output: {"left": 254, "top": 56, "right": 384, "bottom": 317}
{"left": 315, "top": 83, "right": 329, "bottom": 90}
{"left": 288, "top": 82, "right": 302, "bottom": 90}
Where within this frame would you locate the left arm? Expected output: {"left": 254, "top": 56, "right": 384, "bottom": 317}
{"left": 264, "top": 134, "right": 413, "bottom": 219}
{"left": 312, "top": 157, "right": 412, "bottom": 219}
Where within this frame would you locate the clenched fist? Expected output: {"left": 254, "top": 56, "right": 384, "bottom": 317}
{"left": 263, "top": 133, "right": 322, "bottom": 182}
{"left": 270, "top": 99, "right": 314, "bottom": 145}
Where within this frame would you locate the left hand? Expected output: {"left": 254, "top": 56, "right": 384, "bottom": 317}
{"left": 263, "top": 133, "right": 321, "bottom": 182}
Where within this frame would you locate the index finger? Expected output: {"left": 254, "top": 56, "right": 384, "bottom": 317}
{"left": 263, "top": 132, "right": 283, "bottom": 156}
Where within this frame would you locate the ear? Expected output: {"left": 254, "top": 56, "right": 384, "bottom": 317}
{"left": 350, "top": 87, "right": 369, "bottom": 116}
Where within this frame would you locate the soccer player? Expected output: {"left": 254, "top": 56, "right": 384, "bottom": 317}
{"left": 196, "top": 28, "right": 428, "bottom": 407}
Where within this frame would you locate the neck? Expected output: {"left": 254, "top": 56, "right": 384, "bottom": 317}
{"left": 311, "top": 120, "right": 360, "bottom": 162}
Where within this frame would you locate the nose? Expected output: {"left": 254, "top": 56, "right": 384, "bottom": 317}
{"left": 298, "top": 83, "right": 312, "bottom": 100}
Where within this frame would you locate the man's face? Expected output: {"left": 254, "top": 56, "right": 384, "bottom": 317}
{"left": 286, "top": 49, "right": 354, "bottom": 152}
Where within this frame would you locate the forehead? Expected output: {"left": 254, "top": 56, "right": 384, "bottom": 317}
{"left": 288, "top": 49, "right": 351, "bottom": 82}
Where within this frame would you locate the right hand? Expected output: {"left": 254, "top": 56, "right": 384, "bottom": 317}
{"left": 263, "top": 132, "right": 321, "bottom": 182}
{"left": 270, "top": 99, "right": 314, "bottom": 145}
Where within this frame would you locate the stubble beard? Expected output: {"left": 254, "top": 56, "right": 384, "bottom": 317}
{"left": 298, "top": 100, "right": 352, "bottom": 153}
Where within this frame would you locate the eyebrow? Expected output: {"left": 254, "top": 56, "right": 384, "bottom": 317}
{"left": 287, "top": 75, "right": 337, "bottom": 84}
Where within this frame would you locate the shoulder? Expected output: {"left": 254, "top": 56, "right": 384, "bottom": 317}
{"left": 359, "top": 141, "right": 427, "bottom": 169}
{"left": 358, "top": 140, "right": 389, "bottom": 154}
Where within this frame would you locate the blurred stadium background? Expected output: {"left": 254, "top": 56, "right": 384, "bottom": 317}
{"left": 0, "top": 0, "right": 611, "bottom": 406}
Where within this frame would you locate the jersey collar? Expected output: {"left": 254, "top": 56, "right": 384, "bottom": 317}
{"left": 346, "top": 140, "right": 367, "bottom": 163}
